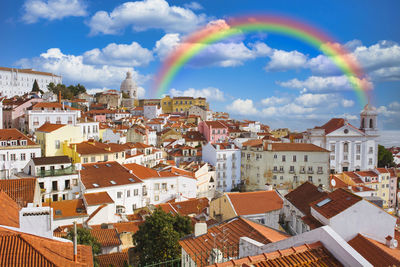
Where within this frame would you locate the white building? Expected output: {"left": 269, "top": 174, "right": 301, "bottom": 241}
{"left": 304, "top": 104, "right": 379, "bottom": 172}
{"left": 202, "top": 142, "right": 241, "bottom": 192}
{"left": 26, "top": 102, "right": 81, "bottom": 134}
{"left": 0, "top": 128, "right": 41, "bottom": 178}
{"left": 77, "top": 119, "right": 100, "bottom": 141}
{"left": 23, "top": 156, "right": 81, "bottom": 202}
{"left": 0, "top": 67, "right": 62, "bottom": 97}
{"left": 188, "top": 105, "right": 212, "bottom": 121}
{"left": 144, "top": 105, "right": 162, "bottom": 120}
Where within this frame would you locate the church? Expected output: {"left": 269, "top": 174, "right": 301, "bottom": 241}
{"left": 304, "top": 104, "right": 379, "bottom": 173}
{"left": 120, "top": 70, "right": 139, "bottom": 107}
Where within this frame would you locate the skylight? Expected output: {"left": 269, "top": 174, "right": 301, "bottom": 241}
{"left": 94, "top": 165, "right": 99, "bottom": 168}
{"left": 93, "top": 183, "right": 99, "bottom": 187}
{"left": 106, "top": 163, "right": 111, "bottom": 167}
{"left": 316, "top": 198, "right": 331, "bottom": 207}
{"left": 110, "top": 180, "right": 116, "bottom": 185}
{"left": 129, "top": 178, "right": 135, "bottom": 182}
{"left": 55, "top": 210, "right": 62, "bottom": 215}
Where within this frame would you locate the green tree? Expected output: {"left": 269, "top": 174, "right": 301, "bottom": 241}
{"left": 378, "top": 145, "right": 395, "bottom": 167}
{"left": 47, "top": 83, "right": 86, "bottom": 100}
{"left": 66, "top": 227, "right": 101, "bottom": 265}
{"left": 132, "top": 208, "right": 192, "bottom": 265}
{"left": 68, "top": 83, "right": 86, "bottom": 96}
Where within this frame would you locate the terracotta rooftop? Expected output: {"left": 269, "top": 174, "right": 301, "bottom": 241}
{"left": 0, "top": 226, "right": 93, "bottom": 266}
{"left": 36, "top": 123, "right": 66, "bottom": 133}
{"left": 285, "top": 182, "right": 328, "bottom": 216}
{"left": 96, "top": 251, "right": 129, "bottom": 267}
{"left": 348, "top": 234, "right": 400, "bottom": 266}
{"left": 80, "top": 161, "right": 142, "bottom": 189}
{"left": 157, "top": 198, "right": 209, "bottom": 216}
{"left": 90, "top": 228, "right": 121, "bottom": 247}
{"left": 0, "top": 191, "right": 20, "bottom": 228}
{"left": 0, "top": 178, "right": 37, "bottom": 208}
{"left": 310, "top": 188, "right": 362, "bottom": 219}
{"left": 0, "top": 128, "right": 37, "bottom": 146}
{"left": 72, "top": 140, "right": 126, "bottom": 155}
{"left": 267, "top": 143, "right": 330, "bottom": 152}
{"left": 123, "top": 163, "right": 195, "bottom": 180}
{"left": 204, "top": 121, "right": 228, "bottom": 129}
{"left": 32, "top": 155, "right": 71, "bottom": 165}
{"left": 84, "top": 192, "right": 114, "bottom": 206}
{"left": 226, "top": 190, "right": 283, "bottom": 216}
{"left": 179, "top": 217, "right": 288, "bottom": 266}
{"left": 315, "top": 118, "right": 346, "bottom": 134}
{"left": 207, "top": 242, "right": 342, "bottom": 267}
{"left": 43, "top": 199, "right": 87, "bottom": 219}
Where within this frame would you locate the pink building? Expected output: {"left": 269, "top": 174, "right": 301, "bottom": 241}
{"left": 198, "top": 121, "right": 228, "bottom": 143}
{"left": 3, "top": 97, "right": 43, "bottom": 129}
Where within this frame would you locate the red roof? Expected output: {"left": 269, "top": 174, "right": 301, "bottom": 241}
{"left": 90, "top": 228, "right": 121, "bottom": 247}
{"left": 0, "top": 191, "right": 20, "bottom": 228}
{"left": 84, "top": 192, "right": 114, "bottom": 206}
{"left": 43, "top": 199, "right": 87, "bottom": 219}
{"left": 0, "top": 129, "right": 37, "bottom": 146}
{"left": 0, "top": 178, "right": 37, "bottom": 208}
{"left": 96, "top": 251, "right": 128, "bottom": 267}
{"left": 285, "top": 182, "right": 328, "bottom": 216}
{"left": 310, "top": 188, "right": 362, "bottom": 219}
{"left": 36, "top": 123, "right": 66, "bottom": 133}
{"left": 0, "top": 226, "right": 93, "bottom": 266}
{"left": 226, "top": 190, "right": 283, "bottom": 215}
{"left": 157, "top": 198, "right": 209, "bottom": 216}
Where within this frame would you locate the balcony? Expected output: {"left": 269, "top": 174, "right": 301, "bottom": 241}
{"left": 307, "top": 170, "right": 314, "bottom": 174}
{"left": 39, "top": 165, "right": 77, "bottom": 178}
{"left": 317, "top": 170, "right": 323, "bottom": 174}
{"left": 300, "top": 170, "right": 305, "bottom": 174}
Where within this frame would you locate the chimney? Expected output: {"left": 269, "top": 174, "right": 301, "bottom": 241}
{"left": 73, "top": 221, "right": 78, "bottom": 262}
{"left": 194, "top": 222, "right": 207, "bottom": 237}
{"left": 58, "top": 91, "right": 61, "bottom": 104}
{"left": 385, "top": 235, "right": 398, "bottom": 248}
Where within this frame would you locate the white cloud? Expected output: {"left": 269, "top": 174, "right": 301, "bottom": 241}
{"left": 183, "top": 2, "right": 203, "bottom": 10}
{"left": 23, "top": 0, "right": 87, "bottom": 23}
{"left": 87, "top": 0, "right": 207, "bottom": 35}
{"left": 226, "top": 99, "right": 258, "bottom": 115}
{"left": 265, "top": 50, "right": 307, "bottom": 71}
{"left": 169, "top": 87, "right": 225, "bottom": 101}
{"left": 389, "top": 101, "right": 400, "bottom": 110}
{"left": 154, "top": 33, "right": 181, "bottom": 59}
{"left": 83, "top": 42, "right": 153, "bottom": 67}
{"left": 339, "top": 113, "right": 358, "bottom": 120}
{"left": 261, "top": 96, "right": 289, "bottom": 106}
{"left": 369, "top": 66, "right": 400, "bottom": 81}
{"left": 341, "top": 99, "right": 355, "bottom": 108}
{"left": 295, "top": 93, "right": 333, "bottom": 107}
{"left": 16, "top": 48, "right": 150, "bottom": 89}
{"left": 278, "top": 75, "right": 373, "bottom": 92}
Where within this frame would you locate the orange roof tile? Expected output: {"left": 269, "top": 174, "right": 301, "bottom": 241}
{"left": 310, "top": 188, "right": 362, "bottom": 219}
{"left": 36, "top": 123, "right": 66, "bottom": 133}
{"left": 0, "top": 128, "right": 37, "bottom": 145}
{"left": 348, "top": 234, "right": 400, "bottom": 266}
{"left": 0, "top": 178, "right": 37, "bottom": 208}
{"left": 226, "top": 190, "right": 283, "bottom": 215}
{"left": 179, "top": 217, "right": 288, "bottom": 266}
{"left": 285, "top": 182, "right": 328, "bottom": 216}
{"left": 316, "top": 118, "right": 346, "bottom": 134}
{"left": 90, "top": 228, "right": 121, "bottom": 247}
{"left": 0, "top": 191, "right": 20, "bottom": 228}
{"left": 96, "top": 251, "right": 129, "bottom": 267}
{"left": 208, "top": 242, "right": 342, "bottom": 267}
{"left": 43, "top": 199, "right": 87, "bottom": 219}
{"left": 112, "top": 221, "right": 142, "bottom": 234}
{"left": 81, "top": 161, "right": 142, "bottom": 189}
{"left": 157, "top": 198, "right": 209, "bottom": 216}
{"left": 84, "top": 192, "right": 114, "bottom": 206}
{"left": 0, "top": 226, "right": 93, "bottom": 266}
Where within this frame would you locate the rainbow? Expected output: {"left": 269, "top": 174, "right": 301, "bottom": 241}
{"left": 153, "top": 15, "right": 371, "bottom": 105}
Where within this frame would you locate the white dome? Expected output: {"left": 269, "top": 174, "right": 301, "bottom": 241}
{"left": 120, "top": 71, "right": 138, "bottom": 98}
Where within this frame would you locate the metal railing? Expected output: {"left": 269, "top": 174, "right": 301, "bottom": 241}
{"left": 38, "top": 165, "right": 77, "bottom": 177}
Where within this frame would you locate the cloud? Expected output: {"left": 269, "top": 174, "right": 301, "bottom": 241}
{"left": 339, "top": 113, "right": 358, "bottom": 120}
{"left": 183, "top": 2, "right": 203, "bottom": 10}
{"left": 377, "top": 102, "right": 400, "bottom": 129}
{"left": 83, "top": 42, "right": 153, "bottom": 67}
{"left": 341, "top": 99, "right": 355, "bottom": 107}
{"left": 16, "top": 48, "right": 150, "bottom": 89}
{"left": 265, "top": 50, "right": 307, "bottom": 71}
{"left": 278, "top": 75, "right": 373, "bottom": 92}
{"left": 295, "top": 93, "right": 333, "bottom": 107}
{"left": 226, "top": 99, "right": 258, "bottom": 115}
{"left": 22, "top": 0, "right": 87, "bottom": 23}
{"left": 154, "top": 33, "right": 181, "bottom": 59}
{"left": 87, "top": 0, "right": 207, "bottom": 35}
{"left": 169, "top": 87, "right": 225, "bottom": 101}
{"left": 261, "top": 96, "right": 289, "bottom": 106}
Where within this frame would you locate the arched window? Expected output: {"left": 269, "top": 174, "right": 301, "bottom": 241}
{"left": 361, "top": 118, "right": 365, "bottom": 128}
{"left": 343, "top": 142, "right": 349, "bottom": 153}
{"left": 370, "top": 118, "right": 374, "bottom": 129}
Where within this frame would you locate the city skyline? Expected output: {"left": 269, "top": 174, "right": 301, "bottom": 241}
{"left": 1, "top": 0, "right": 400, "bottom": 130}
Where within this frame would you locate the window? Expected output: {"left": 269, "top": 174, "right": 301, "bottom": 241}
{"left": 91, "top": 156, "right": 95, "bottom": 162}
{"left": 330, "top": 155, "right": 335, "bottom": 160}
{"left": 52, "top": 194, "right": 58, "bottom": 202}
{"left": 83, "top": 157, "right": 88, "bottom": 163}
{"left": 293, "top": 176, "right": 298, "bottom": 183}
{"left": 368, "top": 147, "right": 373, "bottom": 154}
{"left": 10, "top": 154, "right": 16, "bottom": 161}
{"left": 293, "top": 155, "right": 296, "bottom": 162}
{"left": 273, "top": 154, "right": 277, "bottom": 159}
{"left": 308, "top": 176, "right": 313, "bottom": 182}
{"left": 21, "top": 153, "right": 26, "bottom": 161}
{"left": 308, "top": 166, "right": 313, "bottom": 173}
{"left": 368, "top": 158, "right": 373, "bottom": 165}
{"left": 279, "top": 166, "right": 284, "bottom": 172}
{"left": 356, "top": 155, "right": 360, "bottom": 160}
{"left": 132, "top": 204, "right": 137, "bottom": 210}
{"left": 154, "top": 183, "right": 160, "bottom": 190}
{"left": 39, "top": 182, "right": 44, "bottom": 189}
{"left": 55, "top": 140, "right": 60, "bottom": 149}
{"left": 117, "top": 192, "right": 122, "bottom": 198}
{"left": 273, "top": 166, "right": 278, "bottom": 172}
{"left": 162, "top": 183, "right": 167, "bottom": 191}
{"left": 289, "top": 166, "right": 295, "bottom": 173}
{"left": 304, "top": 155, "right": 308, "bottom": 162}
{"left": 273, "top": 175, "right": 277, "bottom": 180}
{"left": 134, "top": 189, "right": 138, "bottom": 196}
{"left": 127, "top": 190, "right": 131, "bottom": 197}
{"left": 115, "top": 153, "right": 119, "bottom": 159}
{"left": 155, "top": 195, "right": 159, "bottom": 201}
{"left": 72, "top": 179, "right": 78, "bottom": 186}
{"left": 330, "top": 144, "right": 335, "bottom": 152}
{"left": 104, "top": 155, "right": 108, "bottom": 161}
{"left": 356, "top": 144, "right": 361, "bottom": 154}
{"left": 65, "top": 180, "right": 70, "bottom": 189}
{"left": 317, "top": 167, "right": 323, "bottom": 174}
{"left": 52, "top": 181, "right": 58, "bottom": 191}
{"left": 343, "top": 143, "right": 348, "bottom": 153}
{"left": 280, "top": 176, "right": 283, "bottom": 180}
{"left": 247, "top": 154, "right": 250, "bottom": 160}
{"left": 282, "top": 155, "right": 286, "bottom": 162}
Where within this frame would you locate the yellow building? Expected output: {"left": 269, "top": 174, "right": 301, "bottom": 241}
{"left": 160, "top": 96, "right": 208, "bottom": 114}
{"left": 270, "top": 128, "right": 289, "bottom": 138}
{"left": 63, "top": 140, "right": 126, "bottom": 164}
{"left": 36, "top": 123, "right": 85, "bottom": 157}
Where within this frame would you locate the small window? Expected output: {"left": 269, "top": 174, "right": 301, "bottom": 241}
{"left": 117, "top": 192, "right": 122, "bottom": 198}
{"left": 316, "top": 198, "right": 332, "bottom": 207}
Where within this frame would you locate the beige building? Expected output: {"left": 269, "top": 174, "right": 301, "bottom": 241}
{"left": 160, "top": 96, "right": 208, "bottom": 114}
{"left": 241, "top": 140, "right": 330, "bottom": 191}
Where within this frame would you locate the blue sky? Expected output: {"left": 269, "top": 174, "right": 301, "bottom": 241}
{"left": 1, "top": 0, "right": 400, "bottom": 130}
